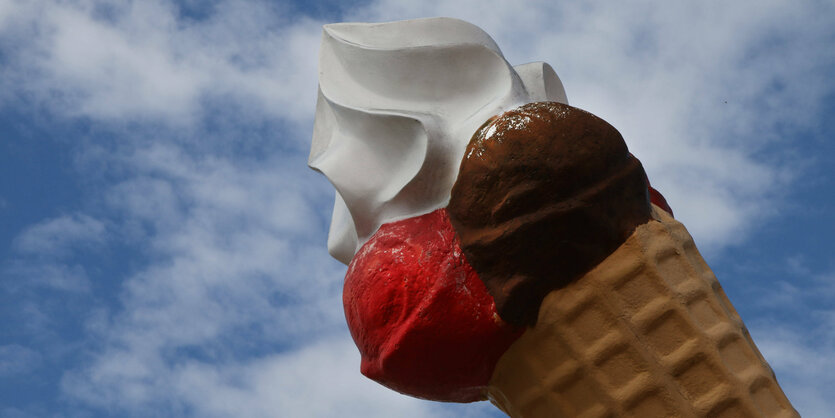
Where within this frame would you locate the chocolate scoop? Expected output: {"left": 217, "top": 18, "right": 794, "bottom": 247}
{"left": 448, "top": 102, "right": 652, "bottom": 326}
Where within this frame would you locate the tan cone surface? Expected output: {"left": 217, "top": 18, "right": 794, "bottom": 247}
{"left": 487, "top": 206, "right": 798, "bottom": 418}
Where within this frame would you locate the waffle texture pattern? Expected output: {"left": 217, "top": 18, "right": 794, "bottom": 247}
{"left": 487, "top": 207, "right": 798, "bottom": 418}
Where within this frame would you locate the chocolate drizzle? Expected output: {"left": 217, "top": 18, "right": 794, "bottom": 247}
{"left": 448, "top": 102, "right": 652, "bottom": 326}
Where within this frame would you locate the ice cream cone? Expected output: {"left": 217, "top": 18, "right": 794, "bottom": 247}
{"left": 487, "top": 206, "right": 798, "bottom": 418}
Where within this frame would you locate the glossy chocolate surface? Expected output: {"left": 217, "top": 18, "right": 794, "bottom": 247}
{"left": 448, "top": 102, "right": 652, "bottom": 326}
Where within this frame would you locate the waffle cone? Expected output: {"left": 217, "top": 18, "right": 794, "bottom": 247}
{"left": 487, "top": 206, "right": 798, "bottom": 418}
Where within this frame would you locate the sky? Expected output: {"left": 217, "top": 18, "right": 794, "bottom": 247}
{"left": 0, "top": 0, "right": 833, "bottom": 417}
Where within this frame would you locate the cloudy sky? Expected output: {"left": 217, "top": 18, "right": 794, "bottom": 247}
{"left": 1, "top": 0, "right": 833, "bottom": 417}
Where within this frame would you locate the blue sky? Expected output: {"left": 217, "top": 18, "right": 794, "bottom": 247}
{"left": 1, "top": 1, "right": 833, "bottom": 417}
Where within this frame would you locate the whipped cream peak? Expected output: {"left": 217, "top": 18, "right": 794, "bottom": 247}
{"left": 310, "top": 17, "right": 568, "bottom": 264}
{"left": 323, "top": 17, "right": 502, "bottom": 54}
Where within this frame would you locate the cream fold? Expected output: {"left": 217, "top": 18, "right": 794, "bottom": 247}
{"left": 310, "top": 17, "right": 568, "bottom": 264}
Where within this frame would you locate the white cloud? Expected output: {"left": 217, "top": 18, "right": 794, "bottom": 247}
{"left": 0, "top": 0, "right": 322, "bottom": 127}
{"left": 742, "top": 260, "right": 835, "bottom": 417}
{"left": 64, "top": 338, "right": 426, "bottom": 417}
{"left": 750, "top": 320, "right": 835, "bottom": 418}
{"left": 57, "top": 139, "right": 365, "bottom": 414}
{"left": 13, "top": 213, "right": 106, "bottom": 258}
{"left": 64, "top": 335, "right": 505, "bottom": 417}
{"left": 4, "top": 213, "right": 101, "bottom": 295}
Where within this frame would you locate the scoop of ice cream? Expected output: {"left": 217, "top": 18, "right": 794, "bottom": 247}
{"left": 448, "top": 102, "right": 653, "bottom": 326}
{"left": 309, "top": 17, "right": 567, "bottom": 264}
{"left": 343, "top": 208, "right": 522, "bottom": 402}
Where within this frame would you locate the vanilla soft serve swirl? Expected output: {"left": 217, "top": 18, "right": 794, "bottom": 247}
{"left": 309, "top": 17, "right": 568, "bottom": 264}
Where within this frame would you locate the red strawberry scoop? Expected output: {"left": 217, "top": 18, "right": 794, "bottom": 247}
{"left": 343, "top": 102, "right": 673, "bottom": 402}
{"left": 343, "top": 208, "right": 522, "bottom": 402}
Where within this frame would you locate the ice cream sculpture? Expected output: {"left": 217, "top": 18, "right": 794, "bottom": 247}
{"left": 310, "top": 18, "right": 798, "bottom": 417}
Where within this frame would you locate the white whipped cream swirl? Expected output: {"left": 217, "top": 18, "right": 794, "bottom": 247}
{"left": 310, "top": 17, "right": 568, "bottom": 264}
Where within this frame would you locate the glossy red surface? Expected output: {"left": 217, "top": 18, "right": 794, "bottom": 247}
{"left": 343, "top": 208, "right": 522, "bottom": 402}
